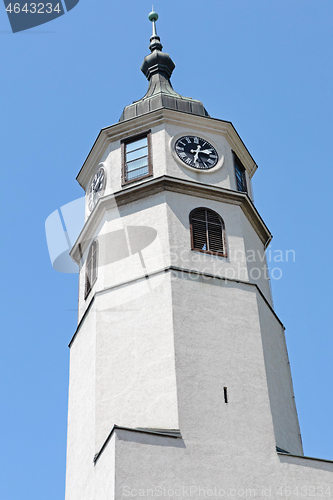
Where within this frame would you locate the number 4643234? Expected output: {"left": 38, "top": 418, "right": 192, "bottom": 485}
{"left": 6, "top": 3, "right": 62, "bottom": 14}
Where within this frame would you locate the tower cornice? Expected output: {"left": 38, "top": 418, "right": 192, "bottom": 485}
{"left": 70, "top": 175, "right": 271, "bottom": 264}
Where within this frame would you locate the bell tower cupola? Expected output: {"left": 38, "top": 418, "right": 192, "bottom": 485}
{"left": 119, "top": 10, "right": 209, "bottom": 121}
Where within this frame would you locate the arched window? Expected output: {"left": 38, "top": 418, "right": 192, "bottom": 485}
{"left": 190, "top": 208, "right": 227, "bottom": 257}
{"left": 85, "top": 239, "right": 98, "bottom": 299}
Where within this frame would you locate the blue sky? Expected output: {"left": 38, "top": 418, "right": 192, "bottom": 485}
{"left": 1, "top": 1, "right": 332, "bottom": 499}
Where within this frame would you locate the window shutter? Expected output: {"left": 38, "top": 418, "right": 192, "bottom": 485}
{"left": 190, "top": 208, "right": 226, "bottom": 256}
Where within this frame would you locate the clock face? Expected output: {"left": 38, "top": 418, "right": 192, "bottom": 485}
{"left": 174, "top": 136, "right": 218, "bottom": 170}
{"left": 88, "top": 167, "right": 106, "bottom": 212}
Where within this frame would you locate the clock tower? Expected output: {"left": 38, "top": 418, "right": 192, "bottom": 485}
{"left": 65, "top": 11, "right": 333, "bottom": 500}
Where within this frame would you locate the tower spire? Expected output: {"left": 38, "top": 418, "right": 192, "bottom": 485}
{"left": 148, "top": 9, "right": 163, "bottom": 52}
{"left": 141, "top": 10, "right": 175, "bottom": 84}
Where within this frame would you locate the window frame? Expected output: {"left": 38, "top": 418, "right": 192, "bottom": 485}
{"left": 84, "top": 239, "right": 98, "bottom": 300}
{"left": 232, "top": 151, "right": 247, "bottom": 194}
{"left": 121, "top": 131, "right": 153, "bottom": 186}
{"left": 189, "top": 207, "right": 227, "bottom": 258}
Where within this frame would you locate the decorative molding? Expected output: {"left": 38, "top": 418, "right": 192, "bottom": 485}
{"left": 70, "top": 175, "right": 271, "bottom": 264}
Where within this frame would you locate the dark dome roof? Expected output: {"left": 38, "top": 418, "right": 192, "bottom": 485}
{"left": 119, "top": 17, "right": 209, "bottom": 122}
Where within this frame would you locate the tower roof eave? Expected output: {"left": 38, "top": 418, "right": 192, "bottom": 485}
{"left": 119, "top": 96, "right": 209, "bottom": 122}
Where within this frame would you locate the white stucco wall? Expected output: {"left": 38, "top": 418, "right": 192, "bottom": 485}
{"left": 171, "top": 275, "right": 277, "bottom": 450}
{"left": 94, "top": 432, "right": 116, "bottom": 500}
{"left": 257, "top": 294, "right": 303, "bottom": 455}
{"left": 112, "top": 429, "right": 333, "bottom": 500}
{"left": 94, "top": 272, "right": 179, "bottom": 452}
{"left": 65, "top": 305, "right": 96, "bottom": 500}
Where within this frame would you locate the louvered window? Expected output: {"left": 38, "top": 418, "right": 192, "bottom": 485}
{"left": 233, "top": 153, "right": 247, "bottom": 193}
{"left": 85, "top": 240, "right": 98, "bottom": 300}
{"left": 122, "top": 132, "right": 152, "bottom": 184}
{"left": 190, "top": 208, "right": 226, "bottom": 256}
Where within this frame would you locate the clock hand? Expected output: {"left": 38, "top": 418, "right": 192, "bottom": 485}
{"left": 95, "top": 175, "right": 104, "bottom": 191}
{"left": 200, "top": 149, "right": 213, "bottom": 155}
{"left": 190, "top": 145, "right": 201, "bottom": 165}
